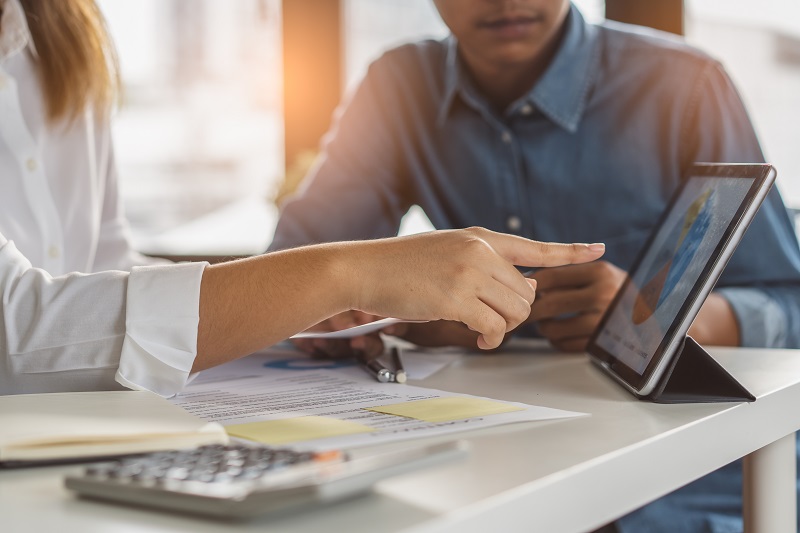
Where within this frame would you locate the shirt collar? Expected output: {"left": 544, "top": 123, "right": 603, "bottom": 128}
{"left": 0, "top": 0, "right": 37, "bottom": 61}
{"left": 438, "top": 37, "right": 461, "bottom": 126}
{"left": 438, "top": 4, "right": 599, "bottom": 133}
{"left": 438, "top": 36, "right": 501, "bottom": 127}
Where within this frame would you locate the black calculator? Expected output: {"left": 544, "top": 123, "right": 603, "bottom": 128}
{"left": 65, "top": 441, "right": 467, "bottom": 519}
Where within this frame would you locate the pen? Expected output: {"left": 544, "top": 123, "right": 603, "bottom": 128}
{"left": 356, "top": 352, "right": 393, "bottom": 383}
{"left": 391, "top": 347, "right": 407, "bottom": 384}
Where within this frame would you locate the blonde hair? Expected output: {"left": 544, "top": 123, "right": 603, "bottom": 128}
{"left": 20, "top": 0, "right": 119, "bottom": 122}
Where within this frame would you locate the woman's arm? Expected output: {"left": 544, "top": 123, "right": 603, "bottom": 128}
{"left": 0, "top": 227, "right": 602, "bottom": 394}
{"left": 195, "top": 228, "right": 604, "bottom": 370}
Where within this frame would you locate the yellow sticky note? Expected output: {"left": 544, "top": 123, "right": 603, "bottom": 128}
{"left": 225, "top": 416, "right": 374, "bottom": 445}
{"left": 366, "top": 397, "right": 524, "bottom": 423}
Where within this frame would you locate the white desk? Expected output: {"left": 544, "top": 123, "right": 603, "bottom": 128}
{"left": 3, "top": 343, "right": 800, "bottom": 533}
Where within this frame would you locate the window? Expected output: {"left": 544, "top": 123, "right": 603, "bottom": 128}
{"left": 99, "top": 1, "right": 797, "bottom": 255}
{"left": 685, "top": 0, "right": 800, "bottom": 208}
{"left": 99, "top": 0, "right": 283, "bottom": 255}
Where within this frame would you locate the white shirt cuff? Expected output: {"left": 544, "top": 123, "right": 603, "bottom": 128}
{"left": 115, "top": 261, "right": 208, "bottom": 397}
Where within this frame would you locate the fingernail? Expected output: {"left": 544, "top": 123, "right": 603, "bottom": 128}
{"left": 587, "top": 243, "right": 605, "bottom": 253}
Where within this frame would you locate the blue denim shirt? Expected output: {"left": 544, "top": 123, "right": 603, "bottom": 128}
{"left": 272, "top": 6, "right": 800, "bottom": 350}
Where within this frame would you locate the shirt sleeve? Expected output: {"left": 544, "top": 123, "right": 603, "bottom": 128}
{"left": 682, "top": 60, "right": 800, "bottom": 348}
{"left": 0, "top": 233, "right": 206, "bottom": 396}
{"left": 270, "top": 55, "right": 411, "bottom": 250}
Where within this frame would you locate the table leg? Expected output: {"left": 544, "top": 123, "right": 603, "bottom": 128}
{"left": 743, "top": 432, "right": 797, "bottom": 533}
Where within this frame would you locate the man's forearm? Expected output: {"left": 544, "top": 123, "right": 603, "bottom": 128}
{"left": 716, "top": 286, "right": 800, "bottom": 349}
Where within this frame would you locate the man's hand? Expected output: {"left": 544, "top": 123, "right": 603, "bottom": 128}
{"left": 292, "top": 311, "right": 384, "bottom": 358}
{"left": 528, "top": 261, "right": 741, "bottom": 352}
{"left": 528, "top": 261, "right": 626, "bottom": 352}
{"left": 687, "top": 293, "right": 740, "bottom": 346}
{"left": 297, "top": 228, "right": 605, "bottom": 354}
{"left": 349, "top": 227, "right": 605, "bottom": 350}
{"left": 383, "top": 320, "right": 482, "bottom": 350}
{"left": 195, "top": 228, "right": 602, "bottom": 371}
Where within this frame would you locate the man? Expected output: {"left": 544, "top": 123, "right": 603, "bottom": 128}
{"left": 271, "top": 1, "right": 800, "bottom": 530}
{"left": 273, "top": 0, "right": 800, "bottom": 354}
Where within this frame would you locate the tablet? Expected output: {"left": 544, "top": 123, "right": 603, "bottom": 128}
{"left": 587, "top": 164, "right": 776, "bottom": 397}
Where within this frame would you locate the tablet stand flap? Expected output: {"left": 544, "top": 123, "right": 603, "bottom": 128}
{"left": 645, "top": 336, "right": 756, "bottom": 404}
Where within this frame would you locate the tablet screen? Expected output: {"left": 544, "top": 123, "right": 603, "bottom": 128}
{"left": 590, "top": 172, "right": 761, "bottom": 388}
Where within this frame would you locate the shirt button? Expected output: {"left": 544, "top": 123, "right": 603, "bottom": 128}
{"left": 520, "top": 104, "right": 533, "bottom": 116}
{"left": 501, "top": 131, "right": 513, "bottom": 144}
{"left": 48, "top": 246, "right": 60, "bottom": 259}
{"left": 507, "top": 216, "right": 522, "bottom": 232}
{"left": 26, "top": 158, "right": 38, "bottom": 172}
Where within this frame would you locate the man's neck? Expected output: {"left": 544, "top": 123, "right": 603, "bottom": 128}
{"left": 464, "top": 59, "right": 547, "bottom": 112}
{"left": 460, "top": 21, "right": 568, "bottom": 113}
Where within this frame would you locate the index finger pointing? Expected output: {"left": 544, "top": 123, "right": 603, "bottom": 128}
{"left": 481, "top": 231, "right": 606, "bottom": 268}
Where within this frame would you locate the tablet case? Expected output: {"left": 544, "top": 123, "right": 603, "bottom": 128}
{"left": 644, "top": 336, "right": 755, "bottom": 403}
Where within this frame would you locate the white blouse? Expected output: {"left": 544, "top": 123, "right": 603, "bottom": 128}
{"left": 0, "top": 0, "right": 206, "bottom": 396}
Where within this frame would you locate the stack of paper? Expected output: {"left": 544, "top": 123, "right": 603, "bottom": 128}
{"left": 177, "top": 348, "right": 586, "bottom": 451}
{"left": 0, "top": 391, "right": 228, "bottom": 464}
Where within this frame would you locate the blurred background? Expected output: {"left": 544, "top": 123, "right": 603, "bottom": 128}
{"left": 97, "top": 0, "right": 800, "bottom": 258}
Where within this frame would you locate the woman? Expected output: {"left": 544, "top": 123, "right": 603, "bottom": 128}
{"left": 0, "top": 0, "right": 603, "bottom": 396}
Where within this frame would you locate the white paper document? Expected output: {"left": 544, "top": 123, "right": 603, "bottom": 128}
{"left": 290, "top": 317, "right": 428, "bottom": 339}
{"left": 190, "top": 345, "right": 458, "bottom": 384}
{"left": 176, "top": 348, "right": 586, "bottom": 451}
